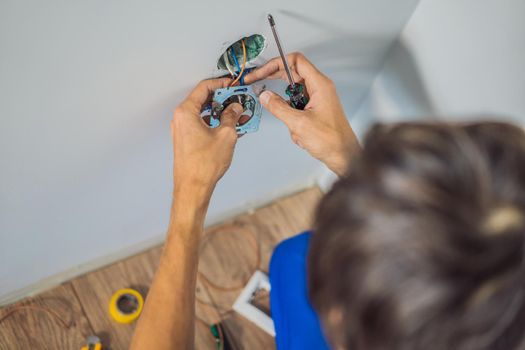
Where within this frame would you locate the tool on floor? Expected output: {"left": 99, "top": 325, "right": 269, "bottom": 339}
{"left": 267, "top": 14, "right": 309, "bottom": 110}
{"left": 81, "top": 335, "right": 102, "bottom": 350}
{"left": 210, "top": 322, "right": 236, "bottom": 350}
{"left": 108, "top": 288, "right": 143, "bottom": 324}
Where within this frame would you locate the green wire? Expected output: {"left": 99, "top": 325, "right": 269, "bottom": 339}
{"left": 210, "top": 324, "right": 223, "bottom": 350}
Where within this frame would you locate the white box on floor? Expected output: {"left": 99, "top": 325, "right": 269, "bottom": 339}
{"left": 232, "top": 270, "right": 275, "bottom": 337}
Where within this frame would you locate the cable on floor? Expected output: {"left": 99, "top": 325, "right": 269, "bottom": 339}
{"left": 195, "top": 221, "right": 262, "bottom": 349}
{"left": 0, "top": 302, "right": 83, "bottom": 345}
{"left": 197, "top": 222, "right": 261, "bottom": 292}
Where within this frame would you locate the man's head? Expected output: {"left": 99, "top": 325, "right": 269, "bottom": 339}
{"left": 309, "top": 122, "right": 525, "bottom": 350}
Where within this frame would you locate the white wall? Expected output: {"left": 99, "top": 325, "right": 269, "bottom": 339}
{"left": 353, "top": 0, "right": 525, "bottom": 135}
{"left": 0, "top": 0, "right": 420, "bottom": 303}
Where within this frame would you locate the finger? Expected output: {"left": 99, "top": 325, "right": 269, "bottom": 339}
{"left": 245, "top": 53, "right": 324, "bottom": 91}
{"left": 184, "top": 78, "right": 232, "bottom": 111}
{"left": 255, "top": 68, "right": 304, "bottom": 84}
{"left": 291, "top": 134, "right": 305, "bottom": 149}
{"left": 244, "top": 56, "right": 288, "bottom": 84}
{"left": 245, "top": 58, "right": 302, "bottom": 84}
{"left": 259, "top": 90, "right": 301, "bottom": 127}
{"left": 243, "top": 59, "right": 276, "bottom": 84}
{"left": 238, "top": 114, "right": 252, "bottom": 125}
{"left": 219, "top": 103, "right": 244, "bottom": 129}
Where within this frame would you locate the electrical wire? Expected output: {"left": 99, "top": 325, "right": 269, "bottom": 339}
{"left": 223, "top": 51, "right": 236, "bottom": 78}
{"left": 217, "top": 322, "right": 225, "bottom": 350}
{"left": 0, "top": 304, "right": 73, "bottom": 329}
{"left": 230, "top": 47, "right": 242, "bottom": 77}
{"left": 239, "top": 70, "right": 246, "bottom": 86}
{"left": 196, "top": 316, "right": 225, "bottom": 350}
{"left": 229, "top": 47, "right": 246, "bottom": 86}
{"left": 195, "top": 296, "right": 231, "bottom": 315}
{"left": 197, "top": 223, "right": 261, "bottom": 291}
{"left": 0, "top": 302, "right": 81, "bottom": 345}
{"left": 229, "top": 47, "right": 245, "bottom": 86}
{"left": 229, "top": 39, "right": 247, "bottom": 87}
{"left": 194, "top": 222, "right": 261, "bottom": 350}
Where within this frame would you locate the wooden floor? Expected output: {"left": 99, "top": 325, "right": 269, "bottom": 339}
{"left": 0, "top": 187, "right": 322, "bottom": 350}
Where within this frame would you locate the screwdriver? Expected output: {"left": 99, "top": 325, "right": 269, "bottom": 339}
{"left": 267, "top": 14, "right": 309, "bottom": 110}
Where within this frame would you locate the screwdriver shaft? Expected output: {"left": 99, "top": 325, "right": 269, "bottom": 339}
{"left": 268, "top": 14, "right": 295, "bottom": 88}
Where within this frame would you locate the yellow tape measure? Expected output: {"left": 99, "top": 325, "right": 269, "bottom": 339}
{"left": 81, "top": 336, "right": 102, "bottom": 350}
{"left": 108, "top": 288, "right": 144, "bottom": 324}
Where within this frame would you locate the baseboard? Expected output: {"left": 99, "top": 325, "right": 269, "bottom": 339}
{"left": 0, "top": 234, "right": 167, "bottom": 307}
{"left": 0, "top": 176, "right": 320, "bottom": 307}
{"left": 316, "top": 165, "right": 339, "bottom": 193}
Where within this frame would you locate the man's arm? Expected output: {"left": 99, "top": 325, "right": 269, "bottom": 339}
{"left": 130, "top": 78, "right": 243, "bottom": 350}
{"left": 131, "top": 52, "right": 359, "bottom": 349}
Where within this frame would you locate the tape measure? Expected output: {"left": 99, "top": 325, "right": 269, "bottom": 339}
{"left": 108, "top": 288, "right": 143, "bottom": 324}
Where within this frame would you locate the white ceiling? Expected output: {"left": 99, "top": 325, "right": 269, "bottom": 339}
{"left": 0, "top": 0, "right": 420, "bottom": 301}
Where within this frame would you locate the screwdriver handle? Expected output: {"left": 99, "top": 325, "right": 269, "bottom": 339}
{"left": 285, "top": 83, "right": 309, "bottom": 110}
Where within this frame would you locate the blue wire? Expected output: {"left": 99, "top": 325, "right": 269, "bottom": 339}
{"left": 230, "top": 47, "right": 241, "bottom": 72}
{"left": 230, "top": 47, "right": 244, "bottom": 85}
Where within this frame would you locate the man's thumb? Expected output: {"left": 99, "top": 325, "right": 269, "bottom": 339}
{"left": 259, "top": 90, "right": 298, "bottom": 125}
{"left": 220, "top": 103, "right": 243, "bottom": 128}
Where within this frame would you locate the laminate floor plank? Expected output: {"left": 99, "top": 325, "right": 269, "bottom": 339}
{"left": 70, "top": 246, "right": 163, "bottom": 350}
{"left": 0, "top": 283, "right": 94, "bottom": 350}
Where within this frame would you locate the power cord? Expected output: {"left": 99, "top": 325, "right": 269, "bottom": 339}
{"left": 195, "top": 221, "right": 262, "bottom": 350}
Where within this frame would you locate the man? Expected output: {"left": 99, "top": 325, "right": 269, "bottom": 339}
{"left": 130, "top": 53, "right": 525, "bottom": 349}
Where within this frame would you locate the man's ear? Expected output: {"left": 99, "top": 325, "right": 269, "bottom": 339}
{"left": 324, "top": 307, "right": 346, "bottom": 350}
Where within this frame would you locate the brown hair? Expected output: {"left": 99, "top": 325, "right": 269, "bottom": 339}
{"left": 309, "top": 122, "right": 525, "bottom": 350}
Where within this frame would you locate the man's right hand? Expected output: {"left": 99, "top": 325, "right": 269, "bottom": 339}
{"left": 244, "top": 52, "right": 360, "bottom": 176}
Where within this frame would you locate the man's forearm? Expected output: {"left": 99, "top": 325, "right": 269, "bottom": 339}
{"left": 130, "top": 184, "right": 213, "bottom": 350}
{"left": 130, "top": 77, "right": 242, "bottom": 349}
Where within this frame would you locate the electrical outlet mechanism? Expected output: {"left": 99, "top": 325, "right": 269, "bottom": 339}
{"left": 201, "top": 84, "right": 265, "bottom": 135}
{"left": 202, "top": 35, "right": 267, "bottom": 135}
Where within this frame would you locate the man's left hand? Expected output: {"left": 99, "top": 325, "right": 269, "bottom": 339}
{"left": 171, "top": 78, "right": 243, "bottom": 193}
